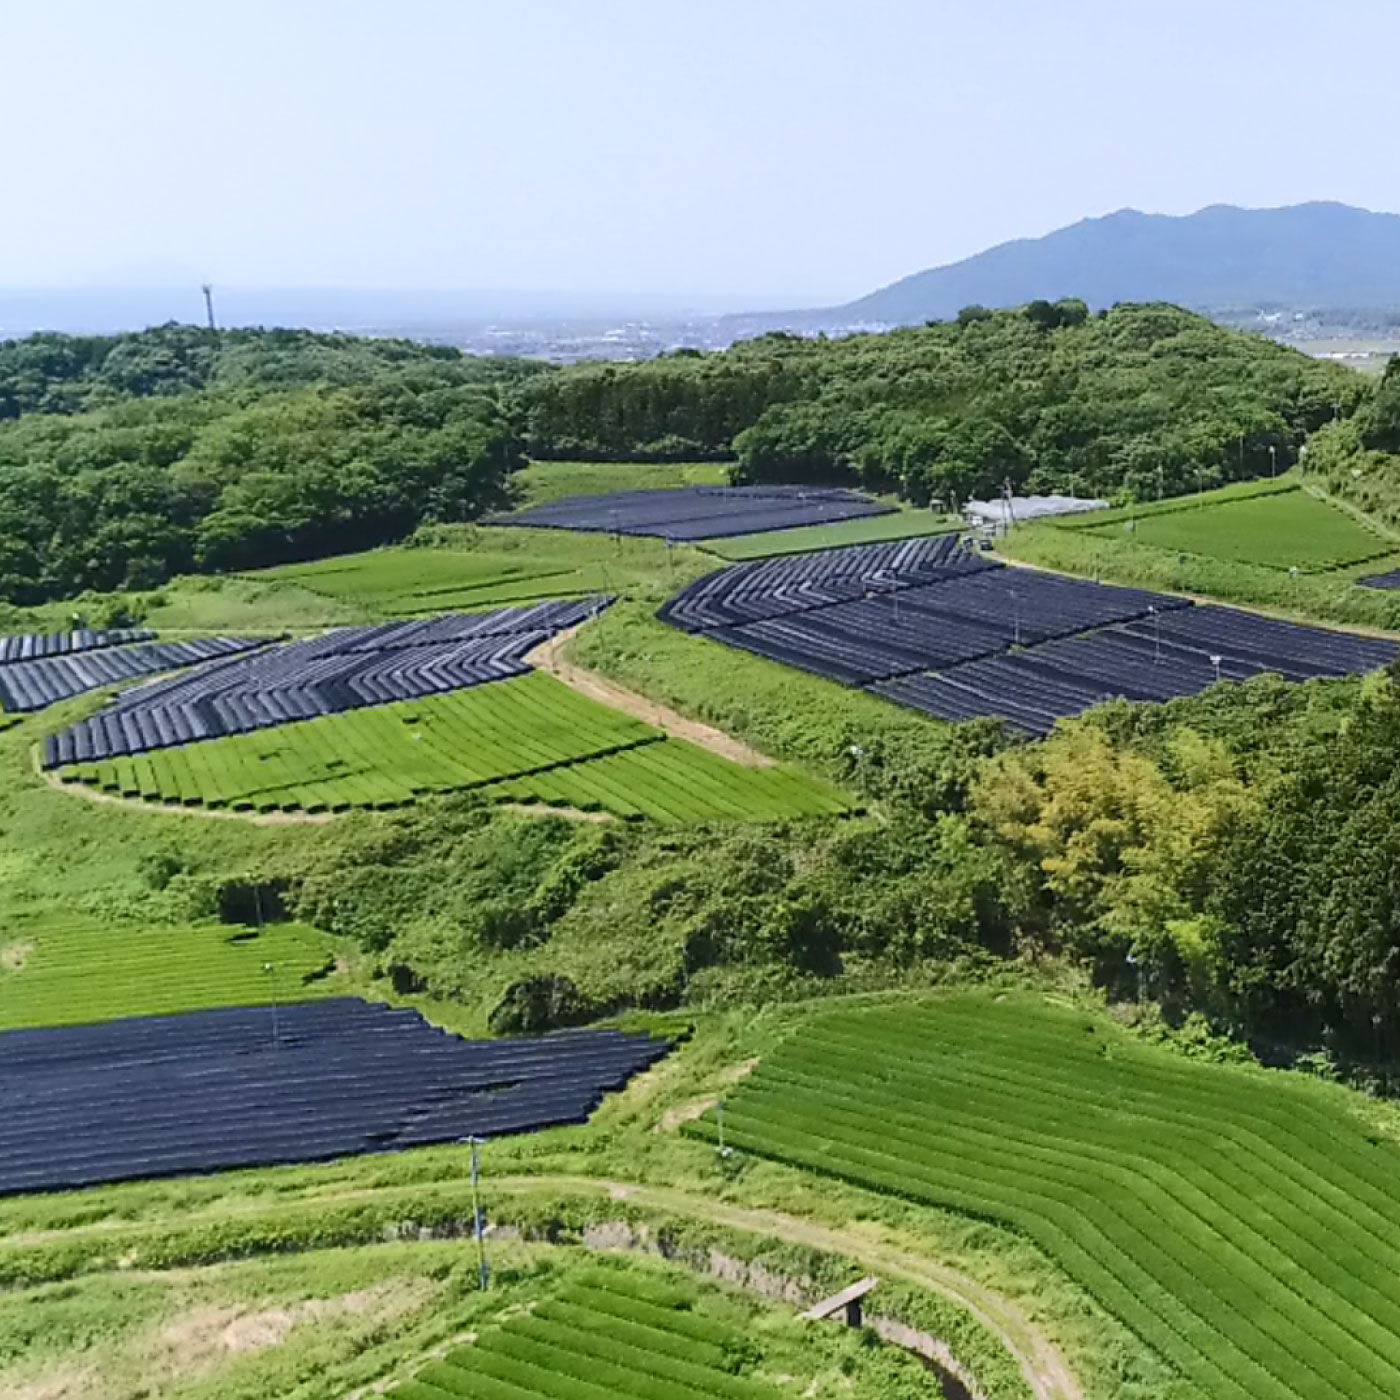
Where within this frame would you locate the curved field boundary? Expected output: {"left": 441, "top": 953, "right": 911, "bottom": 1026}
{"left": 0, "top": 1174, "right": 1078, "bottom": 1400}
{"left": 693, "top": 994, "right": 1400, "bottom": 1400}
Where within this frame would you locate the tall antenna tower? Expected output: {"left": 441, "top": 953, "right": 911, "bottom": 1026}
{"left": 201, "top": 283, "right": 217, "bottom": 332}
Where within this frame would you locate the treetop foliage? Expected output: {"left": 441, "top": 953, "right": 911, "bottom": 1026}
{"left": 0, "top": 326, "right": 542, "bottom": 602}
{"left": 520, "top": 302, "right": 1363, "bottom": 505}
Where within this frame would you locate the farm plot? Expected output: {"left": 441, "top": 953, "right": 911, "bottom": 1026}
{"left": 57, "top": 672, "right": 851, "bottom": 821}
{"left": 691, "top": 992, "right": 1400, "bottom": 1400}
{"left": 250, "top": 548, "right": 598, "bottom": 615}
{"left": 872, "top": 606, "right": 1399, "bottom": 735}
{"left": 0, "top": 999, "right": 670, "bottom": 1194}
{"left": 712, "top": 571, "right": 1186, "bottom": 686}
{"left": 661, "top": 536, "right": 1398, "bottom": 732}
{"left": 58, "top": 672, "right": 655, "bottom": 810}
{"left": 0, "top": 636, "right": 264, "bottom": 714}
{"left": 391, "top": 1260, "right": 789, "bottom": 1400}
{"left": 45, "top": 600, "right": 607, "bottom": 766}
{"left": 0, "top": 917, "right": 336, "bottom": 1031}
{"left": 490, "top": 484, "right": 892, "bottom": 540}
{"left": 1078, "top": 484, "right": 1390, "bottom": 572}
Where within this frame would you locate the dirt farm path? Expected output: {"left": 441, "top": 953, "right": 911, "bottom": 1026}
{"left": 525, "top": 628, "right": 776, "bottom": 768}
{"left": 14, "top": 1175, "right": 1081, "bottom": 1400}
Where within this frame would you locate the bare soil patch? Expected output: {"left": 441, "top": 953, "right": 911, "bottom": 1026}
{"left": 527, "top": 628, "right": 775, "bottom": 768}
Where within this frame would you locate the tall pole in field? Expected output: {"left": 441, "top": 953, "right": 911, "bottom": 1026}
{"left": 469, "top": 1136, "right": 490, "bottom": 1290}
{"left": 202, "top": 283, "right": 217, "bottom": 332}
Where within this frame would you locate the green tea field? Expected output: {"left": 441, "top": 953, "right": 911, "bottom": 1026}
{"left": 56, "top": 672, "right": 851, "bottom": 821}
{"left": 0, "top": 916, "right": 337, "bottom": 1030}
{"left": 695, "top": 992, "right": 1400, "bottom": 1400}
{"left": 1075, "top": 481, "right": 1390, "bottom": 572}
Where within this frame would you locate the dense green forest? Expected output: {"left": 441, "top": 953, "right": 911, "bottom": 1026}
{"left": 520, "top": 302, "right": 1363, "bottom": 504}
{"left": 0, "top": 311, "right": 1375, "bottom": 603}
{"left": 0, "top": 327, "right": 541, "bottom": 603}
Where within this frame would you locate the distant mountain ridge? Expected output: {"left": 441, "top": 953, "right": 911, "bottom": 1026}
{"left": 825, "top": 202, "right": 1400, "bottom": 326}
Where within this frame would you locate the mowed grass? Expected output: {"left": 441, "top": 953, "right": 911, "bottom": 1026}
{"left": 693, "top": 992, "right": 1400, "bottom": 1400}
{"left": 1079, "top": 483, "right": 1390, "bottom": 572}
{"left": 702, "top": 508, "right": 961, "bottom": 560}
{"left": 57, "top": 672, "right": 853, "bottom": 823}
{"left": 0, "top": 916, "right": 337, "bottom": 1030}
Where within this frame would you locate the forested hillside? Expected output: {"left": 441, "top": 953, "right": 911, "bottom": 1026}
{"left": 520, "top": 302, "right": 1362, "bottom": 506}
{"left": 0, "top": 327, "right": 541, "bottom": 603}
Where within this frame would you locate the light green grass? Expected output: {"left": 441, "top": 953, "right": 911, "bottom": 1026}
{"left": 513, "top": 459, "right": 731, "bottom": 506}
{"left": 702, "top": 509, "right": 961, "bottom": 560}
{"left": 58, "top": 672, "right": 852, "bottom": 822}
{"left": 242, "top": 528, "right": 716, "bottom": 617}
{"left": 1079, "top": 483, "right": 1390, "bottom": 572}
{"left": 694, "top": 990, "right": 1400, "bottom": 1400}
{"left": 0, "top": 915, "right": 338, "bottom": 1030}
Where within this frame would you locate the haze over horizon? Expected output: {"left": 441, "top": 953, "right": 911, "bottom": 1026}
{"left": 4, "top": 0, "right": 1400, "bottom": 306}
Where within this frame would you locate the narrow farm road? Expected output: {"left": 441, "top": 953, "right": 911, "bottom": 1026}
{"left": 491, "top": 1174, "right": 1084, "bottom": 1400}
{"left": 525, "top": 627, "right": 776, "bottom": 768}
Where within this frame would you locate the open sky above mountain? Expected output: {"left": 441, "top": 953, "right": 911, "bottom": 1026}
{"left": 3, "top": 0, "right": 1400, "bottom": 304}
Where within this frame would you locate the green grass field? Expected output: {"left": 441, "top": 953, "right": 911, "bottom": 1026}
{"left": 693, "top": 992, "right": 1400, "bottom": 1400}
{"left": 702, "top": 509, "right": 961, "bottom": 560}
{"left": 57, "top": 672, "right": 852, "bottom": 822}
{"left": 243, "top": 528, "right": 714, "bottom": 617}
{"left": 512, "top": 459, "right": 730, "bottom": 505}
{"left": 0, "top": 915, "right": 337, "bottom": 1030}
{"left": 1078, "top": 483, "right": 1390, "bottom": 572}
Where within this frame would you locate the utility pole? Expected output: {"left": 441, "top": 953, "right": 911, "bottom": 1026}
{"left": 201, "top": 283, "right": 217, "bottom": 332}
{"left": 468, "top": 1136, "right": 490, "bottom": 1290}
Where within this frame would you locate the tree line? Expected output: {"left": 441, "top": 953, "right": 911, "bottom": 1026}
{"left": 519, "top": 302, "right": 1364, "bottom": 506}
{"left": 0, "top": 327, "right": 544, "bottom": 603}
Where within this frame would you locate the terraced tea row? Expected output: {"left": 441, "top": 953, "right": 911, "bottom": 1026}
{"left": 0, "top": 917, "right": 337, "bottom": 1031}
{"left": 392, "top": 1263, "right": 784, "bottom": 1400}
{"left": 1071, "top": 482, "right": 1391, "bottom": 573}
{"left": 693, "top": 994, "right": 1400, "bottom": 1400}
{"left": 0, "top": 636, "right": 265, "bottom": 713}
{"left": 0, "top": 628, "right": 154, "bottom": 663}
{"left": 44, "top": 600, "right": 608, "bottom": 766}
{"left": 56, "top": 672, "right": 851, "bottom": 821}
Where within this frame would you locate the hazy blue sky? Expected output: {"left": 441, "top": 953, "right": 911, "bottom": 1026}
{"left": 3, "top": 0, "right": 1397, "bottom": 305}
